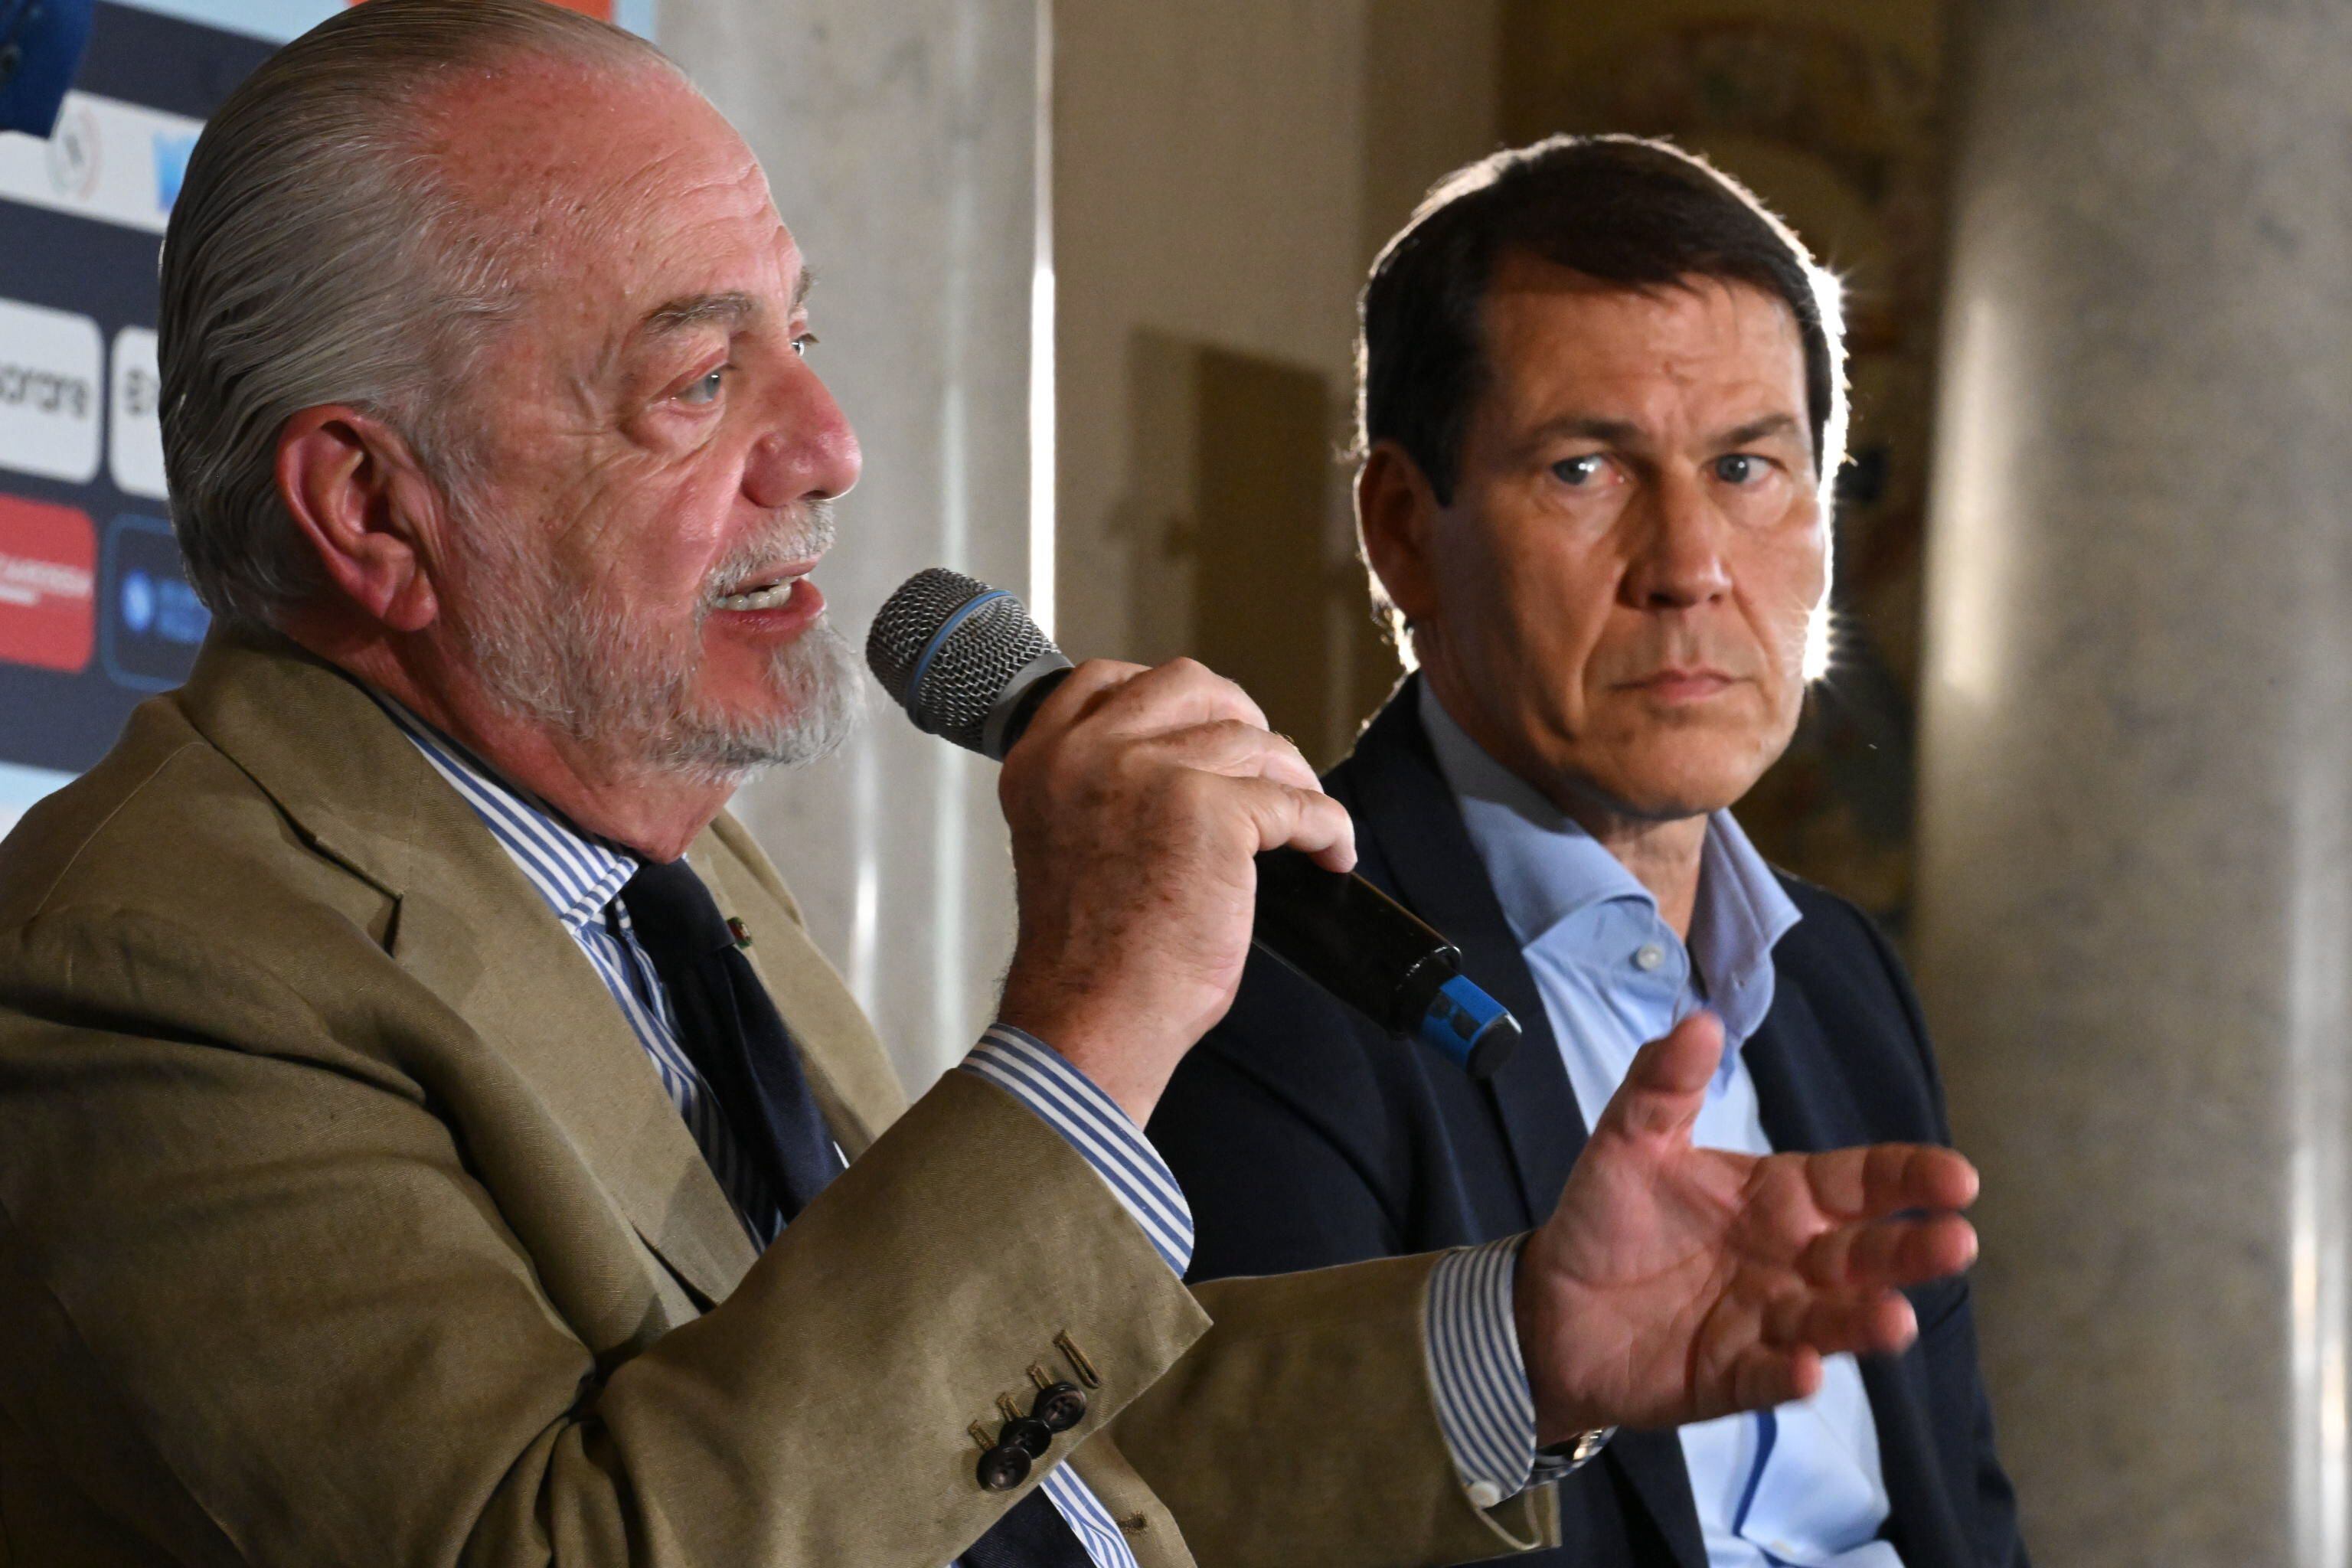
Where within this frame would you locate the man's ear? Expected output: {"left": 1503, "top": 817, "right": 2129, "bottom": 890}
{"left": 1357, "top": 440, "right": 1445, "bottom": 632}
{"left": 274, "top": 406, "right": 447, "bottom": 634}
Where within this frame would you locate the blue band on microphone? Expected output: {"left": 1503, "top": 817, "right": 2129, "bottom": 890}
{"left": 907, "top": 589, "right": 1011, "bottom": 726}
{"left": 1418, "top": 972, "right": 1514, "bottom": 1076}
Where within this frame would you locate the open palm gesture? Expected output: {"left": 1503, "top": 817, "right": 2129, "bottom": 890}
{"left": 1518, "top": 1011, "right": 1981, "bottom": 1439}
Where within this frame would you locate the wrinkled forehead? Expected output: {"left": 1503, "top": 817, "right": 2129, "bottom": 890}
{"left": 1488, "top": 256, "right": 1800, "bottom": 364}
{"left": 410, "top": 54, "right": 795, "bottom": 314}
{"left": 1477, "top": 259, "right": 1808, "bottom": 422}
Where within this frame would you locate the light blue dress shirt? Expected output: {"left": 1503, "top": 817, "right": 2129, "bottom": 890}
{"left": 1419, "top": 684, "right": 1903, "bottom": 1568}
{"left": 382, "top": 694, "right": 1544, "bottom": 1563}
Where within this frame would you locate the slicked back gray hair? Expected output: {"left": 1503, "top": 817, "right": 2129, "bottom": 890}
{"left": 160, "top": 0, "right": 672, "bottom": 631}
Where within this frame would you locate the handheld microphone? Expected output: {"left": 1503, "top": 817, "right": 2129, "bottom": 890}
{"left": 867, "top": 567, "right": 1518, "bottom": 1080}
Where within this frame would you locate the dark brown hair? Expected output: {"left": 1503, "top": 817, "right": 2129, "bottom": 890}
{"left": 1357, "top": 134, "right": 1843, "bottom": 504}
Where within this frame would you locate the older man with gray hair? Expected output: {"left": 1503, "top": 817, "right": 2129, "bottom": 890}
{"left": 0, "top": 5, "right": 1981, "bottom": 1566}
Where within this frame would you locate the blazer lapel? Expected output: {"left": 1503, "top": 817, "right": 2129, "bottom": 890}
{"left": 692, "top": 823, "right": 906, "bottom": 1161}
{"left": 179, "top": 629, "right": 759, "bottom": 1306}
{"left": 1341, "top": 688, "right": 1586, "bottom": 1225}
{"left": 1747, "top": 978, "right": 1969, "bottom": 1568}
{"left": 1743, "top": 985, "right": 1853, "bottom": 1158}
{"left": 1341, "top": 688, "right": 1708, "bottom": 1568}
{"left": 389, "top": 838, "right": 760, "bottom": 1307}
{"left": 1860, "top": 1358, "right": 1970, "bottom": 1568}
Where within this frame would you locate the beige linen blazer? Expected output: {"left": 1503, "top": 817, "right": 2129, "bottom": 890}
{"left": 0, "top": 629, "right": 1558, "bottom": 1568}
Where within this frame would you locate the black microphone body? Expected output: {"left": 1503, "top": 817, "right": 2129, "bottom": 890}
{"left": 868, "top": 568, "right": 1517, "bottom": 1080}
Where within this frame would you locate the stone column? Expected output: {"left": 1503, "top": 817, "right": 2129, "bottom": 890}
{"left": 661, "top": 1, "right": 1044, "bottom": 1089}
{"left": 1914, "top": 5, "right": 2352, "bottom": 1564}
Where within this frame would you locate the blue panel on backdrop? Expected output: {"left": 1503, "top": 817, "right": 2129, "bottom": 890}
{"left": 0, "top": 0, "right": 99, "bottom": 135}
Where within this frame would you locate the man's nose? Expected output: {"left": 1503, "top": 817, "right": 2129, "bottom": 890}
{"left": 1622, "top": 471, "right": 1733, "bottom": 609}
{"left": 743, "top": 360, "right": 863, "bottom": 510}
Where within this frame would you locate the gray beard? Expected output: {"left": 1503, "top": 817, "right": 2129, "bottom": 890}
{"left": 450, "top": 501, "right": 866, "bottom": 787}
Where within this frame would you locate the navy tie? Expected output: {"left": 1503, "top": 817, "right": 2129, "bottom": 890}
{"left": 622, "top": 858, "right": 844, "bottom": 1224}
{"left": 620, "top": 860, "right": 1089, "bottom": 1568}
{"left": 959, "top": 1491, "right": 1094, "bottom": 1568}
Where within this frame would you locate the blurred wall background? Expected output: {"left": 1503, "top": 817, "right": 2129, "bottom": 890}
{"left": 1054, "top": 0, "right": 1501, "bottom": 768}
{"left": 666, "top": 0, "right": 1045, "bottom": 1092}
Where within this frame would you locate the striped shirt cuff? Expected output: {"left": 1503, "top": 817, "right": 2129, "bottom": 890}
{"left": 1426, "top": 1236, "right": 1541, "bottom": 1505}
{"left": 959, "top": 1024, "right": 1195, "bottom": 1277}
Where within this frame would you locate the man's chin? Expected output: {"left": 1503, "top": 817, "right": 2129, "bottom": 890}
{"left": 1560, "top": 751, "right": 1764, "bottom": 826}
{"left": 650, "top": 619, "right": 868, "bottom": 784}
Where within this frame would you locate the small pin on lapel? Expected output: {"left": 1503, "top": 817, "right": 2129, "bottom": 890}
{"left": 726, "top": 916, "right": 753, "bottom": 949}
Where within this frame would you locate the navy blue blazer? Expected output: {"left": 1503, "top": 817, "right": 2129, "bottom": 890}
{"left": 1150, "top": 682, "right": 2027, "bottom": 1568}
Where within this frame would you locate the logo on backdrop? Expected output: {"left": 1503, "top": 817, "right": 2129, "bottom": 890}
{"left": 109, "top": 327, "right": 165, "bottom": 501}
{"left": 103, "top": 514, "right": 207, "bottom": 691}
{"left": 152, "top": 130, "right": 197, "bottom": 214}
{"left": 44, "top": 104, "right": 101, "bottom": 201}
{"left": 41, "top": 103, "right": 102, "bottom": 204}
{"left": 0, "top": 297, "right": 103, "bottom": 486}
{"left": 0, "top": 494, "right": 97, "bottom": 675}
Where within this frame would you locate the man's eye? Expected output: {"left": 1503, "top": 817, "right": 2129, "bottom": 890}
{"left": 1713, "top": 453, "right": 1767, "bottom": 485}
{"left": 1550, "top": 454, "right": 1608, "bottom": 487}
{"left": 679, "top": 367, "right": 728, "bottom": 406}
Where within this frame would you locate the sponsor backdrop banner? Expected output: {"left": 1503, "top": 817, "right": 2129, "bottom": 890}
{"left": 0, "top": 0, "right": 654, "bottom": 833}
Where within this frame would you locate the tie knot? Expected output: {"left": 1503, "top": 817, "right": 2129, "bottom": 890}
{"left": 621, "top": 858, "right": 736, "bottom": 959}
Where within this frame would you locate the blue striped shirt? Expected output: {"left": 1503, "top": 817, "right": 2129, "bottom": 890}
{"left": 382, "top": 696, "right": 1551, "bottom": 1554}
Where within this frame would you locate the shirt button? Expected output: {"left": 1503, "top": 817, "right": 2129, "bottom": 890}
{"left": 1466, "top": 1480, "right": 1503, "bottom": 1509}
{"left": 1634, "top": 943, "right": 1665, "bottom": 972}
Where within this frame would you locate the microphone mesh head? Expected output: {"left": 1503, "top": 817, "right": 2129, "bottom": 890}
{"left": 866, "top": 567, "right": 1062, "bottom": 753}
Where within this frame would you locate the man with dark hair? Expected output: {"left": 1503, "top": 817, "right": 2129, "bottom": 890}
{"left": 1152, "top": 135, "right": 2028, "bottom": 1568}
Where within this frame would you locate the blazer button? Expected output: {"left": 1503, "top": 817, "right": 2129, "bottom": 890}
{"left": 997, "top": 1415, "right": 1054, "bottom": 1459}
{"left": 978, "top": 1443, "right": 1032, "bottom": 1491}
{"left": 1032, "top": 1381, "right": 1088, "bottom": 1432}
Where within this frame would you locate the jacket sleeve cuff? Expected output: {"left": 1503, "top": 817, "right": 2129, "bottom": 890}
{"left": 958, "top": 1024, "right": 1195, "bottom": 1277}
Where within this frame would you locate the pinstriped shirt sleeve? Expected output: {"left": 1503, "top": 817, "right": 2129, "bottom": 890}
{"left": 1426, "top": 1236, "right": 1583, "bottom": 1504}
{"left": 959, "top": 1024, "right": 1195, "bottom": 1275}
{"left": 963, "top": 1027, "right": 1573, "bottom": 1507}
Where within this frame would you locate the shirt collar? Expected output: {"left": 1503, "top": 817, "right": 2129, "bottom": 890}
{"left": 371, "top": 695, "right": 638, "bottom": 933}
{"left": 1416, "top": 680, "right": 1801, "bottom": 1047}
{"left": 1687, "top": 806, "right": 1801, "bottom": 1047}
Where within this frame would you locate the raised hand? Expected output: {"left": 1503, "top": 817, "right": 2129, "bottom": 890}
{"left": 1517, "top": 1011, "right": 1980, "bottom": 1440}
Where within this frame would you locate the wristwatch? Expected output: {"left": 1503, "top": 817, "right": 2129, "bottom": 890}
{"left": 1537, "top": 1423, "right": 1616, "bottom": 1472}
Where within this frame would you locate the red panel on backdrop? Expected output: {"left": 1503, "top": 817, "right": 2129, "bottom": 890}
{"left": 0, "top": 495, "right": 96, "bottom": 675}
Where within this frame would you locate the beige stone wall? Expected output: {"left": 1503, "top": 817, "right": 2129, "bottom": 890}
{"left": 1915, "top": 5, "right": 2352, "bottom": 1560}
{"left": 1053, "top": 0, "right": 1501, "bottom": 763}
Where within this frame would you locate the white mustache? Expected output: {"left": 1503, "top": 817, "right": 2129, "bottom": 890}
{"left": 699, "top": 501, "right": 838, "bottom": 606}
